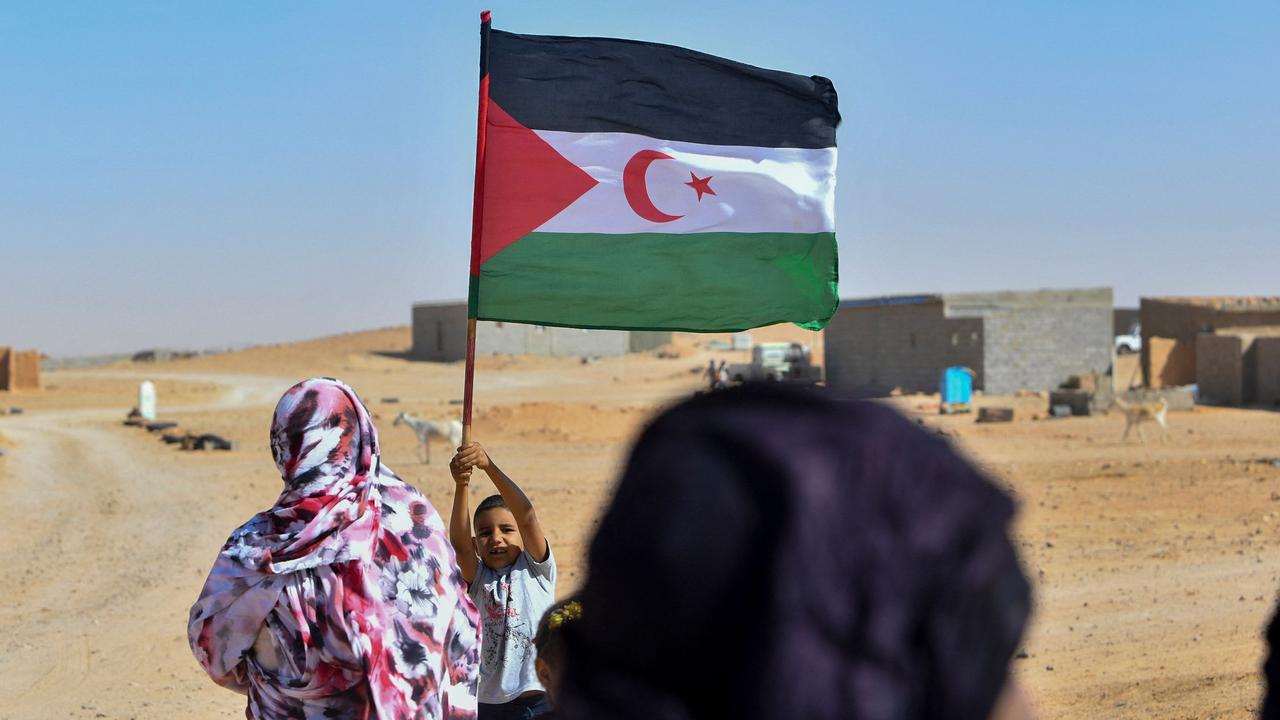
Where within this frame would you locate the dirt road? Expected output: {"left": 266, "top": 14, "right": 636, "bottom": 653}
{"left": 0, "top": 375, "right": 290, "bottom": 719}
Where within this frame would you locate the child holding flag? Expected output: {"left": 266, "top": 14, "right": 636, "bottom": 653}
{"left": 450, "top": 442, "right": 556, "bottom": 720}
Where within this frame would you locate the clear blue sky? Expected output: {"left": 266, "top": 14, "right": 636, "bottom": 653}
{"left": 3, "top": 2, "right": 1277, "bottom": 356}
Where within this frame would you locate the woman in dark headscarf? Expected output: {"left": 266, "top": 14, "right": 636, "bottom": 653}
{"left": 189, "top": 377, "right": 480, "bottom": 719}
{"left": 559, "top": 383, "right": 1034, "bottom": 720}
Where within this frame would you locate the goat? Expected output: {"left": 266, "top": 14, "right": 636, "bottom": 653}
{"left": 393, "top": 412, "right": 464, "bottom": 464}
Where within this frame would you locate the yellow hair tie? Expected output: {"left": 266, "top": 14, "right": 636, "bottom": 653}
{"left": 547, "top": 600, "right": 583, "bottom": 630}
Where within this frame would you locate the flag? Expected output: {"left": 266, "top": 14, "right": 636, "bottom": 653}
{"left": 470, "top": 17, "right": 840, "bottom": 332}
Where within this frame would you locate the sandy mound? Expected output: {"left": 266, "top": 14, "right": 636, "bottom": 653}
{"left": 476, "top": 401, "right": 652, "bottom": 443}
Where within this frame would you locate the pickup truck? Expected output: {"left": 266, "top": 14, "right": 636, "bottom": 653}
{"left": 1115, "top": 323, "right": 1142, "bottom": 355}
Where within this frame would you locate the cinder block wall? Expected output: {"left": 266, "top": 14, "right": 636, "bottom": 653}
{"left": 824, "top": 301, "right": 983, "bottom": 397}
{"left": 412, "top": 302, "right": 647, "bottom": 360}
{"left": 411, "top": 304, "right": 469, "bottom": 361}
{"left": 546, "top": 327, "right": 629, "bottom": 357}
{"left": 479, "top": 322, "right": 534, "bottom": 356}
{"left": 1257, "top": 338, "right": 1280, "bottom": 407}
{"left": 982, "top": 304, "right": 1113, "bottom": 395}
{"left": 628, "top": 331, "right": 674, "bottom": 353}
{"left": 1196, "top": 333, "right": 1244, "bottom": 405}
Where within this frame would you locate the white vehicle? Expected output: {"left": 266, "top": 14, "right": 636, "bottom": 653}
{"left": 1115, "top": 323, "right": 1142, "bottom": 355}
{"left": 727, "top": 342, "right": 821, "bottom": 384}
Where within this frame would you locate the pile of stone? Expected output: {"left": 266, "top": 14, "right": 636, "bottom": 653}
{"left": 1048, "top": 372, "right": 1113, "bottom": 417}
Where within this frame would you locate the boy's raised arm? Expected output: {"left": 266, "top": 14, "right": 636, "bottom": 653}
{"left": 448, "top": 450, "right": 479, "bottom": 584}
{"left": 455, "top": 442, "right": 549, "bottom": 563}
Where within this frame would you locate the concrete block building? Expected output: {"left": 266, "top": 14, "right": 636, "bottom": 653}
{"left": 0, "top": 347, "right": 41, "bottom": 391}
{"left": 824, "top": 288, "right": 1113, "bottom": 397}
{"left": 411, "top": 302, "right": 671, "bottom": 361}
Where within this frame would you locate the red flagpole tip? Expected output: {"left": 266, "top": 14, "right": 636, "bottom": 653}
{"left": 481, "top": 10, "right": 491, "bottom": 23}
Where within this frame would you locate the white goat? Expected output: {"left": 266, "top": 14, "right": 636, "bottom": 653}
{"left": 393, "top": 412, "right": 463, "bottom": 464}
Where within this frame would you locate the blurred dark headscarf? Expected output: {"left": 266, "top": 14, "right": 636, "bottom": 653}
{"left": 560, "top": 384, "right": 1030, "bottom": 720}
{"left": 1262, "top": 608, "right": 1280, "bottom": 719}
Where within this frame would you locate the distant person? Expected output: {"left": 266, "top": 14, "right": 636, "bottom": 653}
{"left": 188, "top": 378, "right": 479, "bottom": 719}
{"left": 716, "top": 359, "right": 729, "bottom": 389}
{"left": 558, "top": 384, "right": 1035, "bottom": 720}
{"left": 705, "top": 359, "right": 718, "bottom": 392}
{"left": 532, "top": 596, "right": 583, "bottom": 719}
{"left": 450, "top": 442, "right": 556, "bottom": 720}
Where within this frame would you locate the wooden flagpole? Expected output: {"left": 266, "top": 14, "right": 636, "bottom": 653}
{"left": 463, "top": 10, "right": 492, "bottom": 446}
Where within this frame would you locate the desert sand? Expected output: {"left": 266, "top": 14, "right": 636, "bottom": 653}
{"left": 2, "top": 326, "right": 1279, "bottom": 719}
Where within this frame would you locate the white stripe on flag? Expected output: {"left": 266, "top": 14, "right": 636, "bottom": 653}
{"left": 533, "top": 130, "right": 836, "bottom": 235}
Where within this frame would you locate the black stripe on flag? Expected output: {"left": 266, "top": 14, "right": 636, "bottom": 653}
{"left": 488, "top": 30, "right": 839, "bottom": 150}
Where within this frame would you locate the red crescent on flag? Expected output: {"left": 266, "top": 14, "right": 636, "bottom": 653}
{"left": 623, "top": 150, "right": 683, "bottom": 223}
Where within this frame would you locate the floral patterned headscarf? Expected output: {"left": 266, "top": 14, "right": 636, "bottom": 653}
{"left": 189, "top": 377, "right": 479, "bottom": 719}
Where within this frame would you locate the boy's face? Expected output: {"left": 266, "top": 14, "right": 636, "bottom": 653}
{"left": 474, "top": 507, "right": 523, "bottom": 569}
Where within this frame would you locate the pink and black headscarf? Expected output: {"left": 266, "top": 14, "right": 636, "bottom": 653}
{"left": 189, "top": 377, "right": 479, "bottom": 719}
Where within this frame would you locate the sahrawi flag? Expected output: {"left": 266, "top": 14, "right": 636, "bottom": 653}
{"left": 470, "top": 14, "right": 840, "bottom": 331}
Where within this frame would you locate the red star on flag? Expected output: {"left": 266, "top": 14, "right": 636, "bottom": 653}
{"left": 685, "top": 172, "right": 716, "bottom": 201}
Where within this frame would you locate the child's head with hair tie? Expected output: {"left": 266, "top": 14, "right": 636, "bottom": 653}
{"left": 535, "top": 595, "right": 582, "bottom": 705}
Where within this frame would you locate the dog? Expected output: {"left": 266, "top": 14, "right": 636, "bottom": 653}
{"left": 1112, "top": 397, "right": 1170, "bottom": 443}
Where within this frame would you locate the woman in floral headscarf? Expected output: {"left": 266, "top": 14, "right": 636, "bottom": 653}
{"left": 189, "top": 377, "right": 479, "bottom": 719}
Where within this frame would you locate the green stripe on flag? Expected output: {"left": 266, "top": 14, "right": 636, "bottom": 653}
{"left": 470, "top": 231, "right": 837, "bottom": 332}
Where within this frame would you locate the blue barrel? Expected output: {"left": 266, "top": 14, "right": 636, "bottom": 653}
{"left": 940, "top": 367, "right": 973, "bottom": 412}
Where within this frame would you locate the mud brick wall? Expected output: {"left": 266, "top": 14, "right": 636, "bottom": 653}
{"left": 1114, "top": 308, "right": 1140, "bottom": 336}
{"left": 1147, "top": 337, "right": 1196, "bottom": 389}
{"left": 1256, "top": 338, "right": 1280, "bottom": 407}
{"left": 13, "top": 351, "right": 39, "bottom": 389}
{"left": 1196, "top": 333, "right": 1244, "bottom": 405}
{"left": 1141, "top": 300, "right": 1215, "bottom": 387}
{"left": 824, "top": 300, "right": 983, "bottom": 398}
{"left": 0, "top": 347, "right": 10, "bottom": 391}
{"left": 1141, "top": 298, "right": 1280, "bottom": 387}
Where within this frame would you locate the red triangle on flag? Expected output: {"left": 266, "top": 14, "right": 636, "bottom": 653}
{"left": 477, "top": 101, "right": 598, "bottom": 270}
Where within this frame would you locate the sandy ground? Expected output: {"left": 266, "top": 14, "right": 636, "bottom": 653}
{"left": 2, "top": 327, "right": 1278, "bottom": 719}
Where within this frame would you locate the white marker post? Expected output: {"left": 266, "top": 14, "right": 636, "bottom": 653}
{"left": 139, "top": 381, "right": 157, "bottom": 421}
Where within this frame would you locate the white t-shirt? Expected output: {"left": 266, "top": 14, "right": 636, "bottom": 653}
{"left": 468, "top": 546, "right": 556, "bottom": 704}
